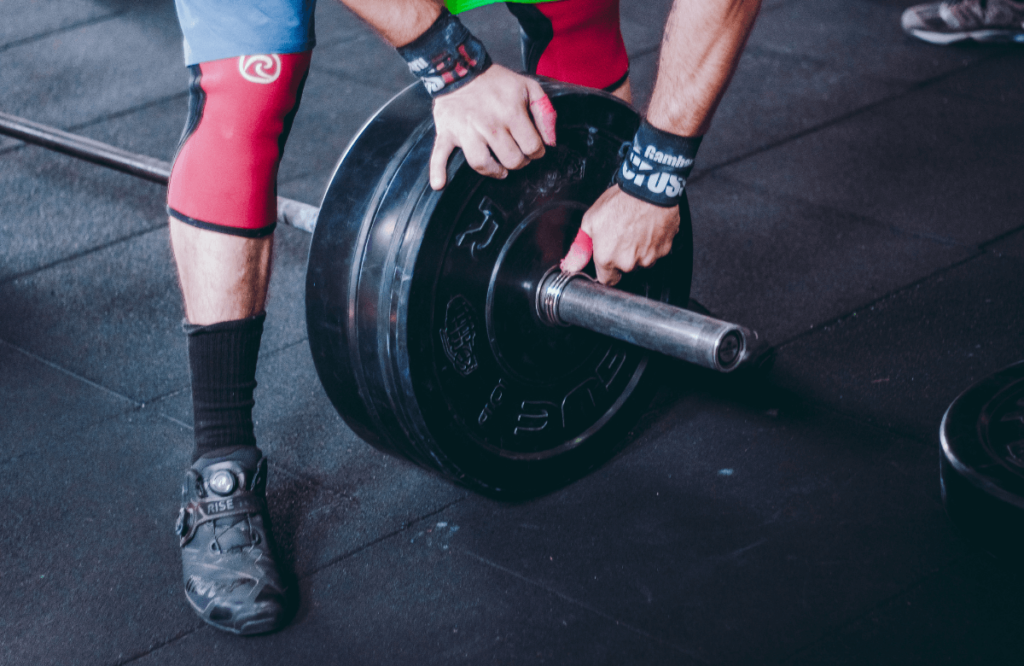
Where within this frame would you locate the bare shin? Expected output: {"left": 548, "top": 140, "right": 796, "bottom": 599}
{"left": 169, "top": 218, "right": 273, "bottom": 325}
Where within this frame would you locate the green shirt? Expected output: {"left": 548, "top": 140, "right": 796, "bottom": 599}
{"left": 446, "top": 0, "right": 558, "bottom": 14}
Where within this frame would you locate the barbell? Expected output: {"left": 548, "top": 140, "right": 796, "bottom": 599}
{"left": 1, "top": 81, "right": 765, "bottom": 495}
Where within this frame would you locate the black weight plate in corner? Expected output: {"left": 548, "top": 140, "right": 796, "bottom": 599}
{"left": 940, "top": 361, "right": 1024, "bottom": 557}
{"left": 307, "top": 81, "right": 693, "bottom": 496}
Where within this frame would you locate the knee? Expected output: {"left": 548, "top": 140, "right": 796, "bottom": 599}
{"left": 516, "top": 0, "right": 629, "bottom": 91}
{"left": 167, "top": 52, "right": 311, "bottom": 237}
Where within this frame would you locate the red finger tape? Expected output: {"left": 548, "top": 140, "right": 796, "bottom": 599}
{"left": 530, "top": 95, "right": 557, "bottom": 146}
{"left": 560, "top": 228, "right": 593, "bottom": 272}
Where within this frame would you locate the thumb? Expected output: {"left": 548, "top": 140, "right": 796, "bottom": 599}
{"left": 527, "top": 84, "right": 557, "bottom": 147}
{"left": 560, "top": 228, "right": 593, "bottom": 273}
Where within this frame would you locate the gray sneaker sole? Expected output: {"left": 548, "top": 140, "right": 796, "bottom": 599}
{"left": 908, "top": 27, "right": 1024, "bottom": 44}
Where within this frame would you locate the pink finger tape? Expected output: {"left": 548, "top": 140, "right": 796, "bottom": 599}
{"left": 530, "top": 95, "right": 558, "bottom": 146}
{"left": 560, "top": 229, "right": 593, "bottom": 272}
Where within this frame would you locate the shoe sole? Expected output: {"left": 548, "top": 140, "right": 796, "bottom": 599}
{"left": 907, "top": 28, "right": 1024, "bottom": 44}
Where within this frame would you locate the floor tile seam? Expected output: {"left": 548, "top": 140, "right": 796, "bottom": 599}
{"left": 926, "top": 86, "right": 1013, "bottom": 107}
{"left": 0, "top": 91, "right": 190, "bottom": 161}
{"left": 772, "top": 556, "right": 967, "bottom": 665}
{"left": 0, "top": 393, "right": 148, "bottom": 462}
{"left": 133, "top": 340, "right": 309, "bottom": 411}
{"left": 110, "top": 500, "right": 466, "bottom": 663}
{"left": 457, "top": 548, "right": 709, "bottom": 664}
{"left": 634, "top": 377, "right": 936, "bottom": 480}
{"left": 278, "top": 169, "right": 332, "bottom": 193}
{"left": 0, "top": 11, "right": 127, "bottom": 54}
{"left": 65, "top": 90, "right": 191, "bottom": 136}
{"left": 145, "top": 385, "right": 190, "bottom": 407}
{"left": 702, "top": 171, "right": 968, "bottom": 248}
{"left": 978, "top": 222, "right": 1024, "bottom": 251}
{"left": 740, "top": 43, "right": 840, "bottom": 71}
{"left": 300, "top": 495, "right": 468, "bottom": 578}
{"left": 626, "top": 44, "right": 661, "bottom": 61}
{"left": 113, "top": 622, "right": 206, "bottom": 666}
{"left": 692, "top": 51, "right": 1007, "bottom": 183}
{"left": 0, "top": 223, "right": 167, "bottom": 287}
{"left": 740, "top": 42, "right": 969, "bottom": 90}
{"left": 310, "top": 64, "right": 414, "bottom": 93}
{"left": 769, "top": 249, "right": 987, "bottom": 354}
{"left": 263, "top": 457, "right": 357, "bottom": 503}
{"left": 762, "top": 0, "right": 800, "bottom": 10}
{"left": 816, "top": 406, "right": 933, "bottom": 452}
{"left": 260, "top": 336, "right": 310, "bottom": 361}
{"left": 158, "top": 412, "right": 193, "bottom": 431}
{"left": 0, "top": 337, "right": 141, "bottom": 407}
{"left": 309, "top": 32, "right": 372, "bottom": 51}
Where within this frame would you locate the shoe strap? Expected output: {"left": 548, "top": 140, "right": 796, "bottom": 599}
{"left": 176, "top": 490, "right": 265, "bottom": 547}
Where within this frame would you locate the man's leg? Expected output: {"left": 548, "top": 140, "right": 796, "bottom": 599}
{"left": 170, "top": 225, "right": 272, "bottom": 326}
{"left": 167, "top": 51, "right": 310, "bottom": 636}
{"left": 506, "top": 0, "right": 632, "bottom": 102}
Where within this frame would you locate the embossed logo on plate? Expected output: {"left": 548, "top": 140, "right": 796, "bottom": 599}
{"left": 440, "top": 295, "right": 478, "bottom": 376}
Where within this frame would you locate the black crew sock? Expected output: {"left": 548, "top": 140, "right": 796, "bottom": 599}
{"left": 185, "top": 313, "right": 265, "bottom": 463}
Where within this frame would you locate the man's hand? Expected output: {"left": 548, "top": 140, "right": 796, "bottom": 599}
{"left": 560, "top": 186, "right": 680, "bottom": 286}
{"left": 430, "top": 64, "right": 557, "bottom": 190}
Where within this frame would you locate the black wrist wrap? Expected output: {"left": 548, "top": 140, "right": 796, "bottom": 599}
{"left": 615, "top": 121, "right": 702, "bottom": 208}
{"left": 397, "top": 10, "right": 492, "bottom": 97}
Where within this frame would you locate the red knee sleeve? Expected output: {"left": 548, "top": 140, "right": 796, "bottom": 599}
{"left": 167, "top": 52, "right": 311, "bottom": 237}
{"left": 536, "top": 0, "right": 628, "bottom": 91}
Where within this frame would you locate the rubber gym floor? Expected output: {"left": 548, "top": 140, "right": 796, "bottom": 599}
{"left": 2, "top": 1, "right": 1023, "bottom": 664}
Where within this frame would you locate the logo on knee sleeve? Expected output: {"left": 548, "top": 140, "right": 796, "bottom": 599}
{"left": 238, "top": 55, "right": 282, "bottom": 84}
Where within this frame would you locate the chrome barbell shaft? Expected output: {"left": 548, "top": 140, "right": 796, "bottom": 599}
{"left": 538, "top": 271, "right": 764, "bottom": 372}
{"left": 0, "top": 111, "right": 319, "bottom": 233}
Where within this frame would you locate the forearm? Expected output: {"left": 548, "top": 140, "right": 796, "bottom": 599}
{"left": 336, "top": 0, "right": 444, "bottom": 47}
{"left": 646, "top": 0, "right": 761, "bottom": 136}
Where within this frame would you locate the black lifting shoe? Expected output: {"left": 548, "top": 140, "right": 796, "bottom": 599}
{"left": 175, "top": 446, "right": 289, "bottom": 635}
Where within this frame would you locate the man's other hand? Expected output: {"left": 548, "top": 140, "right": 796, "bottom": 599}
{"left": 430, "top": 65, "right": 557, "bottom": 190}
{"left": 561, "top": 185, "right": 680, "bottom": 286}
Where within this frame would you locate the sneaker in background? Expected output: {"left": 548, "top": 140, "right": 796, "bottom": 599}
{"left": 901, "top": 0, "right": 1024, "bottom": 44}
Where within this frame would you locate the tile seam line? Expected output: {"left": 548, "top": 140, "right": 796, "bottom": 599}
{"left": 261, "top": 336, "right": 310, "bottom": 359}
{"left": 752, "top": 381, "right": 936, "bottom": 450}
{"left": 112, "top": 499, "right": 467, "bottom": 663}
{"left": 146, "top": 414, "right": 363, "bottom": 516}
{"left": 144, "top": 336, "right": 311, "bottom": 430}
{"left": 979, "top": 221, "right": 1024, "bottom": 250}
{"left": 742, "top": 251, "right": 988, "bottom": 444}
{"left": 302, "top": 496, "right": 469, "bottom": 578}
{"left": 458, "top": 548, "right": 709, "bottom": 663}
{"left": 772, "top": 557, "right": 966, "bottom": 666}
{"left": 146, "top": 385, "right": 191, "bottom": 405}
{"left": 701, "top": 171, "right": 968, "bottom": 248}
{"left": 113, "top": 623, "right": 205, "bottom": 666}
{"left": 0, "top": 223, "right": 167, "bottom": 287}
{"left": 311, "top": 65, "right": 414, "bottom": 90}
{"left": 65, "top": 90, "right": 192, "bottom": 134}
{"left": 0, "top": 91, "right": 190, "bottom": 159}
{"left": 0, "top": 11, "right": 127, "bottom": 54}
{"left": 670, "top": 251, "right": 1003, "bottom": 449}
{"left": 690, "top": 50, "right": 1007, "bottom": 184}
{"left": 769, "top": 249, "right": 986, "bottom": 354}
{"left": 0, "top": 337, "right": 140, "bottom": 406}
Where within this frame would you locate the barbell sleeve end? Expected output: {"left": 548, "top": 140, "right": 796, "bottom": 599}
{"left": 537, "top": 270, "right": 767, "bottom": 373}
